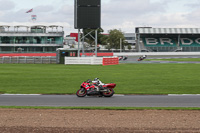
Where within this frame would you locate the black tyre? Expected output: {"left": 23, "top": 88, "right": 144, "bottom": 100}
{"left": 76, "top": 88, "right": 87, "bottom": 97}
{"left": 102, "top": 88, "right": 114, "bottom": 97}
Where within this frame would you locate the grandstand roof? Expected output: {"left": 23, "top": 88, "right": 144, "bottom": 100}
{"left": 0, "top": 25, "right": 10, "bottom": 27}
{"left": 137, "top": 27, "right": 200, "bottom": 34}
{"left": 0, "top": 25, "right": 64, "bottom": 29}
{"left": 14, "top": 25, "right": 29, "bottom": 28}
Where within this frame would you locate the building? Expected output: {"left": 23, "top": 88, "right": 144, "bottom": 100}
{"left": 67, "top": 32, "right": 136, "bottom": 49}
{"left": 0, "top": 25, "right": 64, "bottom": 53}
{"left": 63, "top": 36, "right": 76, "bottom": 49}
{"left": 70, "top": 33, "right": 78, "bottom": 42}
{"left": 124, "top": 33, "right": 136, "bottom": 45}
{"left": 136, "top": 27, "right": 200, "bottom": 52}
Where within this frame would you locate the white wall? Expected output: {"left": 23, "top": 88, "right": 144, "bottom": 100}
{"left": 65, "top": 57, "right": 103, "bottom": 65}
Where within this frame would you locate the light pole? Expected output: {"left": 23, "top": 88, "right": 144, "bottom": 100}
{"left": 120, "top": 38, "right": 122, "bottom": 53}
{"left": 95, "top": 29, "right": 98, "bottom": 57}
{"left": 78, "top": 29, "right": 80, "bottom": 57}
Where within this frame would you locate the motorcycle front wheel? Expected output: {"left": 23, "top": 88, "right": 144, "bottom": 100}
{"left": 102, "top": 88, "right": 114, "bottom": 97}
{"left": 76, "top": 88, "right": 87, "bottom": 97}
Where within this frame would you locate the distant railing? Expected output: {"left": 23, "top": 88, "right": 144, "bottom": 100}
{"left": 0, "top": 56, "right": 56, "bottom": 64}
{"left": 0, "top": 51, "right": 56, "bottom": 53}
{"left": 0, "top": 31, "right": 64, "bottom": 34}
{"left": 145, "top": 46, "right": 200, "bottom": 52}
{"left": 0, "top": 41, "right": 63, "bottom": 44}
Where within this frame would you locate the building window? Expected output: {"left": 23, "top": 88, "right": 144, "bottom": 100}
{"left": 125, "top": 37, "right": 135, "bottom": 40}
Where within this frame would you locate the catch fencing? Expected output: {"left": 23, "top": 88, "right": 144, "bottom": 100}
{"left": 0, "top": 56, "right": 56, "bottom": 64}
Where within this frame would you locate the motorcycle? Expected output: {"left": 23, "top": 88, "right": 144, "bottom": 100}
{"left": 76, "top": 78, "right": 116, "bottom": 97}
{"left": 118, "top": 56, "right": 128, "bottom": 61}
{"left": 138, "top": 55, "right": 147, "bottom": 61}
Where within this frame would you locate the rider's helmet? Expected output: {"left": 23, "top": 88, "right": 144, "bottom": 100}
{"left": 94, "top": 78, "right": 99, "bottom": 81}
{"left": 86, "top": 79, "right": 92, "bottom": 83}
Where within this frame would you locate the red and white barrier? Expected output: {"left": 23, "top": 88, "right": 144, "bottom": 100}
{"left": 102, "top": 57, "right": 119, "bottom": 66}
{"left": 65, "top": 57, "right": 119, "bottom": 66}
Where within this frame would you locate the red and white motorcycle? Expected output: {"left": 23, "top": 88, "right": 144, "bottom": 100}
{"left": 76, "top": 78, "right": 116, "bottom": 97}
{"left": 138, "top": 55, "right": 147, "bottom": 61}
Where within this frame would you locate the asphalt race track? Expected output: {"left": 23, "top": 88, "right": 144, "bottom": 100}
{"left": 0, "top": 94, "right": 200, "bottom": 107}
{"left": 119, "top": 55, "right": 200, "bottom": 64}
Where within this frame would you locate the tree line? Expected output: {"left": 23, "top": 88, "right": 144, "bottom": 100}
{"left": 83, "top": 28, "right": 131, "bottom": 50}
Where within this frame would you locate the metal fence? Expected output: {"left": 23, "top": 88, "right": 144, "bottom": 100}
{"left": 0, "top": 56, "right": 56, "bottom": 64}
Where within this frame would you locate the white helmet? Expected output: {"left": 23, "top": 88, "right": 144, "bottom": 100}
{"left": 143, "top": 55, "right": 146, "bottom": 57}
{"left": 94, "top": 78, "right": 99, "bottom": 81}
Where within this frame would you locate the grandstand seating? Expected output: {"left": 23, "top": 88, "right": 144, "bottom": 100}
{"left": 136, "top": 27, "right": 200, "bottom": 52}
{"left": 141, "top": 37, "right": 200, "bottom": 52}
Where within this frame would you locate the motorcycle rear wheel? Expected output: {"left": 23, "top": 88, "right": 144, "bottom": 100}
{"left": 76, "top": 88, "right": 87, "bottom": 97}
{"left": 102, "top": 88, "right": 114, "bottom": 97}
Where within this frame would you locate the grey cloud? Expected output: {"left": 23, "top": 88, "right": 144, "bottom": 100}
{"left": 101, "top": 0, "right": 200, "bottom": 32}
{"left": 2, "top": 0, "right": 197, "bottom": 34}
{"left": 0, "top": 0, "right": 15, "bottom": 11}
{"left": 101, "top": 0, "right": 169, "bottom": 30}
{"left": 0, "top": 5, "right": 57, "bottom": 23}
{"left": 184, "top": 2, "right": 200, "bottom": 9}
{"left": 34, "top": 5, "right": 55, "bottom": 13}
{"left": 185, "top": 8, "right": 200, "bottom": 23}
{"left": 0, "top": 9, "right": 30, "bottom": 22}
{"left": 52, "top": 5, "right": 74, "bottom": 24}
{"left": 105, "top": 0, "right": 166, "bottom": 14}
{"left": 57, "top": 5, "right": 74, "bottom": 15}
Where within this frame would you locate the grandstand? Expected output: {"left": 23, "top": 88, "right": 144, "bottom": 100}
{"left": 135, "top": 27, "right": 200, "bottom": 52}
{"left": 0, "top": 25, "right": 64, "bottom": 53}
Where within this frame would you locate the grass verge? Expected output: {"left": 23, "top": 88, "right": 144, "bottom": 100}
{"left": 0, "top": 64, "right": 200, "bottom": 94}
{"left": 0, "top": 106, "right": 200, "bottom": 110}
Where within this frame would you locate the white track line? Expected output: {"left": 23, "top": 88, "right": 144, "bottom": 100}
{"left": 168, "top": 94, "right": 200, "bottom": 96}
{"left": 1, "top": 94, "right": 41, "bottom": 96}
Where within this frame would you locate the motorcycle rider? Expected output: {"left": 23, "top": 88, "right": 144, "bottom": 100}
{"left": 85, "top": 78, "right": 105, "bottom": 91}
{"left": 76, "top": 78, "right": 116, "bottom": 97}
{"left": 123, "top": 56, "right": 128, "bottom": 60}
{"left": 143, "top": 55, "right": 147, "bottom": 59}
{"left": 92, "top": 78, "right": 104, "bottom": 90}
{"left": 139, "top": 55, "right": 147, "bottom": 60}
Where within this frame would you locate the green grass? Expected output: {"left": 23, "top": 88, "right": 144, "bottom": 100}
{"left": 0, "top": 64, "right": 200, "bottom": 94}
{"left": 145, "top": 58, "right": 200, "bottom": 62}
{"left": 1, "top": 106, "right": 200, "bottom": 110}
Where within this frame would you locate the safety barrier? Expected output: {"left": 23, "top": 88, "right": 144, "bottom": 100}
{"left": 0, "top": 56, "right": 56, "bottom": 64}
{"left": 0, "top": 53, "right": 56, "bottom": 57}
{"left": 102, "top": 57, "right": 119, "bottom": 66}
{"left": 65, "top": 57, "right": 119, "bottom": 65}
{"left": 65, "top": 57, "right": 103, "bottom": 65}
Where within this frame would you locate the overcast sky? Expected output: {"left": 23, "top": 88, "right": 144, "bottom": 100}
{"left": 0, "top": 0, "right": 200, "bottom": 34}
